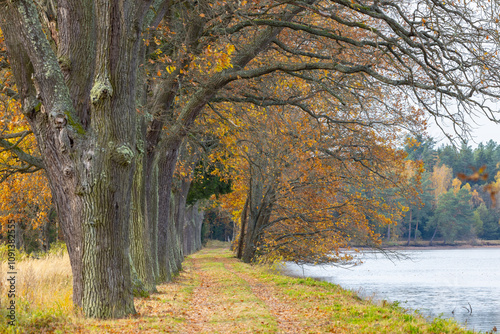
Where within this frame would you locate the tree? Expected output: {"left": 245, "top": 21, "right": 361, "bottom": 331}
{"left": 476, "top": 202, "right": 500, "bottom": 240}
{"left": 428, "top": 182, "right": 476, "bottom": 244}
{"left": 214, "top": 96, "right": 421, "bottom": 264}
{"left": 430, "top": 163, "right": 453, "bottom": 202}
{"left": 2, "top": 0, "right": 500, "bottom": 318}
{"left": 404, "top": 135, "right": 438, "bottom": 171}
{"left": 399, "top": 160, "right": 425, "bottom": 245}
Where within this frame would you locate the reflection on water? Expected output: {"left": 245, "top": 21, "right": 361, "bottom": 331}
{"left": 283, "top": 248, "right": 500, "bottom": 332}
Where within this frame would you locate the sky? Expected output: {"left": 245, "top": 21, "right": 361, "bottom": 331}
{"left": 428, "top": 113, "right": 499, "bottom": 149}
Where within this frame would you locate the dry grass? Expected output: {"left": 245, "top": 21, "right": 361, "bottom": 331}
{"left": 0, "top": 250, "right": 75, "bottom": 333}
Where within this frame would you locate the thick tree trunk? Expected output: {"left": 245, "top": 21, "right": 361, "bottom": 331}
{"left": 241, "top": 216, "right": 258, "bottom": 263}
{"left": 168, "top": 185, "right": 183, "bottom": 276}
{"left": 242, "top": 205, "right": 273, "bottom": 263}
{"left": 0, "top": 0, "right": 151, "bottom": 318}
{"left": 157, "top": 147, "right": 179, "bottom": 282}
{"left": 1, "top": 0, "right": 303, "bottom": 319}
{"left": 146, "top": 158, "right": 160, "bottom": 282}
{"left": 129, "top": 122, "right": 156, "bottom": 294}
{"left": 170, "top": 178, "right": 190, "bottom": 270}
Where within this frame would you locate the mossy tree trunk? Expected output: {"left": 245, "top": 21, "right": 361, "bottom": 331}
{"left": 129, "top": 118, "right": 156, "bottom": 295}
{"left": 0, "top": 0, "right": 153, "bottom": 318}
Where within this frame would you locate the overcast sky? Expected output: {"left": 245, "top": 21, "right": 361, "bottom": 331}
{"left": 428, "top": 114, "right": 499, "bottom": 148}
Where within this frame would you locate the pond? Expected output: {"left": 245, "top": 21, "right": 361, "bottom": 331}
{"left": 283, "top": 248, "right": 500, "bottom": 332}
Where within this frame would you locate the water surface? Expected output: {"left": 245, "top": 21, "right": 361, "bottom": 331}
{"left": 284, "top": 248, "right": 500, "bottom": 332}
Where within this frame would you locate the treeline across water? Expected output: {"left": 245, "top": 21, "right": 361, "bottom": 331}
{"left": 387, "top": 136, "right": 500, "bottom": 244}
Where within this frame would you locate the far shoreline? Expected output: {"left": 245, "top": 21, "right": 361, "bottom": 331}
{"left": 379, "top": 240, "right": 500, "bottom": 251}
{"left": 382, "top": 244, "right": 500, "bottom": 251}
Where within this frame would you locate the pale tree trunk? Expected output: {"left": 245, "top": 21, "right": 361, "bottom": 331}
{"left": 242, "top": 207, "right": 273, "bottom": 263}
{"left": 407, "top": 210, "right": 412, "bottom": 246}
{"left": 183, "top": 202, "right": 204, "bottom": 255}
{"left": 0, "top": 0, "right": 152, "bottom": 318}
{"left": 414, "top": 213, "right": 420, "bottom": 242}
{"left": 430, "top": 226, "right": 439, "bottom": 246}
{"left": 194, "top": 204, "right": 204, "bottom": 252}
{"left": 183, "top": 205, "right": 193, "bottom": 256}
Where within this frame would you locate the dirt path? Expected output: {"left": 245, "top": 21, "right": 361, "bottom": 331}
{"left": 221, "top": 259, "right": 308, "bottom": 334}
{"left": 69, "top": 245, "right": 473, "bottom": 334}
{"left": 179, "top": 249, "right": 327, "bottom": 334}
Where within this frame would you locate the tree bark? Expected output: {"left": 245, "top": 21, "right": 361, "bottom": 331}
{"left": 241, "top": 173, "right": 275, "bottom": 263}
{"left": 236, "top": 194, "right": 249, "bottom": 259}
{"left": 157, "top": 146, "right": 179, "bottom": 282}
{"left": 146, "top": 159, "right": 160, "bottom": 282}
{"left": 0, "top": 0, "right": 152, "bottom": 318}
{"left": 129, "top": 118, "right": 156, "bottom": 294}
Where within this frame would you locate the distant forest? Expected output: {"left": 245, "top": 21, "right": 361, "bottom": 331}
{"left": 391, "top": 136, "right": 500, "bottom": 244}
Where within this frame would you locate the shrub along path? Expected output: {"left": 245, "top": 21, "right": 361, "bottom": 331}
{"left": 71, "top": 243, "right": 472, "bottom": 333}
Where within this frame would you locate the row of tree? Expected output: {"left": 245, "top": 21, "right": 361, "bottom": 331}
{"left": 393, "top": 138, "right": 500, "bottom": 244}
{"left": 1, "top": 0, "right": 500, "bottom": 319}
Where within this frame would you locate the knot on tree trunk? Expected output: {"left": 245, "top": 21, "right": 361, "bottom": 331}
{"left": 22, "top": 96, "right": 42, "bottom": 119}
{"left": 90, "top": 75, "right": 113, "bottom": 104}
{"left": 112, "top": 144, "right": 135, "bottom": 166}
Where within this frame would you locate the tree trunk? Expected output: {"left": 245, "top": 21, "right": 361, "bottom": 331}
{"left": 172, "top": 178, "right": 190, "bottom": 269}
{"left": 0, "top": 0, "right": 151, "bottom": 318}
{"left": 407, "top": 210, "right": 412, "bottom": 246}
{"left": 191, "top": 202, "right": 204, "bottom": 253}
{"left": 157, "top": 147, "right": 179, "bottom": 282}
{"left": 168, "top": 184, "right": 183, "bottom": 276}
{"left": 237, "top": 194, "right": 249, "bottom": 259}
{"left": 129, "top": 120, "right": 156, "bottom": 294}
{"left": 241, "top": 167, "right": 277, "bottom": 263}
{"left": 414, "top": 215, "right": 419, "bottom": 242}
{"left": 146, "top": 159, "right": 160, "bottom": 282}
{"left": 183, "top": 203, "right": 202, "bottom": 255}
{"left": 430, "top": 226, "right": 439, "bottom": 246}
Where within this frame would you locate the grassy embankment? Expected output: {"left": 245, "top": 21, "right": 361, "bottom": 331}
{"left": 0, "top": 241, "right": 479, "bottom": 333}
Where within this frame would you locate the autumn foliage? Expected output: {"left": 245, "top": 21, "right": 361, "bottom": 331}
{"left": 0, "top": 40, "right": 52, "bottom": 250}
{"left": 206, "top": 84, "right": 423, "bottom": 263}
